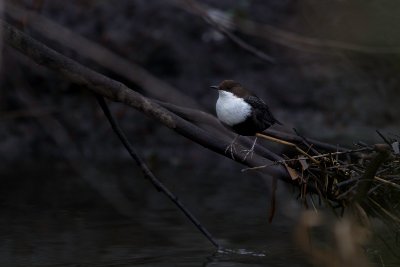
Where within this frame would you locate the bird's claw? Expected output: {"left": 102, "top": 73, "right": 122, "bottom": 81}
{"left": 242, "top": 137, "right": 258, "bottom": 161}
{"left": 225, "top": 142, "right": 237, "bottom": 160}
{"left": 241, "top": 148, "right": 254, "bottom": 161}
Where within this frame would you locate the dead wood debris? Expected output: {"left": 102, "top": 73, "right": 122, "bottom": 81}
{"left": 247, "top": 131, "right": 400, "bottom": 228}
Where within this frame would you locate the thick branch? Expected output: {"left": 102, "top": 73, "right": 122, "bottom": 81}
{"left": 2, "top": 21, "right": 288, "bottom": 179}
{"left": 157, "top": 100, "right": 284, "bottom": 161}
{"left": 4, "top": 3, "right": 200, "bottom": 108}
{"left": 355, "top": 146, "right": 391, "bottom": 201}
{"left": 157, "top": 99, "right": 349, "bottom": 154}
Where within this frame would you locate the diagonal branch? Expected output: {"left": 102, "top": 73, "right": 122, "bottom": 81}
{"left": 178, "top": 0, "right": 275, "bottom": 63}
{"left": 178, "top": 0, "right": 400, "bottom": 55}
{"left": 2, "top": 20, "right": 288, "bottom": 180}
{"left": 4, "top": 2, "right": 200, "bottom": 108}
{"left": 96, "top": 95, "right": 220, "bottom": 249}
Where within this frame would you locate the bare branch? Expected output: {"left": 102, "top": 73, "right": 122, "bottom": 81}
{"left": 2, "top": 20, "right": 288, "bottom": 180}
{"left": 265, "top": 129, "right": 349, "bottom": 152}
{"left": 3, "top": 19, "right": 400, "bottom": 228}
{"left": 177, "top": 0, "right": 400, "bottom": 55}
{"left": 177, "top": 0, "right": 275, "bottom": 63}
{"left": 96, "top": 95, "right": 220, "bottom": 249}
{"left": 5, "top": 2, "right": 200, "bottom": 108}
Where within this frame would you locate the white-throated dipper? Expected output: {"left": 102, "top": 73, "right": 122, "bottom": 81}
{"left": 211, "top": 80, "right": 282, "bottom": 158}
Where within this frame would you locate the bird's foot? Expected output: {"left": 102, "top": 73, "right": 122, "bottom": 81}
{"left": 242, "top": 137, "right": 258, "bottom": 161}
{"left": 224, "top": 135, "right": 239, "bottom": 160}
{"left": 225, "top": 142, "right": 237, "bottom": 160}
{"left": 241, "top": 148, "right": 254, "bottom": 161}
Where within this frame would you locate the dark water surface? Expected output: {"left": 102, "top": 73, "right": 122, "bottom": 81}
{"left": 0, "top": 161, "right": 312, "bottom": 267}
{"left": 0, "top": 212, "right": 306, "bottom": 267}
{"left": 2, "top": 161, "right": 400, "bottom": 266}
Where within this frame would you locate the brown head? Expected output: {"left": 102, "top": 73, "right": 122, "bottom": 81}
{"left": 210, "top": 80, "right": 250, "bottom": 98}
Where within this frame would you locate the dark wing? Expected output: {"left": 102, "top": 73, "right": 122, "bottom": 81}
{"left": 245, "top": 95, "right": 282, "bottom": 127}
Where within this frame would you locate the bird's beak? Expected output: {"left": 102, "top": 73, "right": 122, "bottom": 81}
{"left": 210, "top": 85, "right": 219, "bottom": 90}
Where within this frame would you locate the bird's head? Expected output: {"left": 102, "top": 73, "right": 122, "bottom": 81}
{"left": 210, "top": 80, "right": 249, "bottom": 98}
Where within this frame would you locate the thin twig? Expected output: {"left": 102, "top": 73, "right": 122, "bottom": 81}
{"left": 96, "top": 95, "right": 220, "bottom": 249}
{"left": 177, "top": 0, "right": 400, "bottom": 55}
{"left": 178, "top": 0, "right": 275, "bottom": 63}
{"left": 256, "top": 133, "right": 320, "bottom": 164}
{"left": 242, "top": 148, "right": 367, "bottom": 172}
{"left": 293, "top": 128, "right": 320, "bottom": 155}
{"left": 234, "top": 11, "right": 400, "bottom": 55}
{"left": 265, "top": 129, "right": 349, "bottom": 152}
{"left": 376, "top": 130, "right": 392, "bottom": 146}
{"left": 11, "top": 68, "right": 138, "bottom": 217}
{"left": 374, "top": 176, "right": 400, "bottom": 190}
{"left": 368, "top": 197, "right": 400, "bottom": 224}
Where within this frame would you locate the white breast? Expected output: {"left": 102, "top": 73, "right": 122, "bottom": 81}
{"left": 216, "top": 90, "right": 252, "bottom": 126}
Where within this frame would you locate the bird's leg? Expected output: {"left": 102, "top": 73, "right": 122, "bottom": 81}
{"left": 225, "top": 134, "right": 239, "bottom": 159}
{"left": 242, "top": 137, "right": 257, "bottom": 160}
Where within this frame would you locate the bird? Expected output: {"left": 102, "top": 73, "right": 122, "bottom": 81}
{"left": 211, "top": 80, "right": 282, "bottom": 159}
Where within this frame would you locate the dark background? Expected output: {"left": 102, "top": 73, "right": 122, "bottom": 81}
{"left": 1, "top": 1, "right": 399, "bottom": 266}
